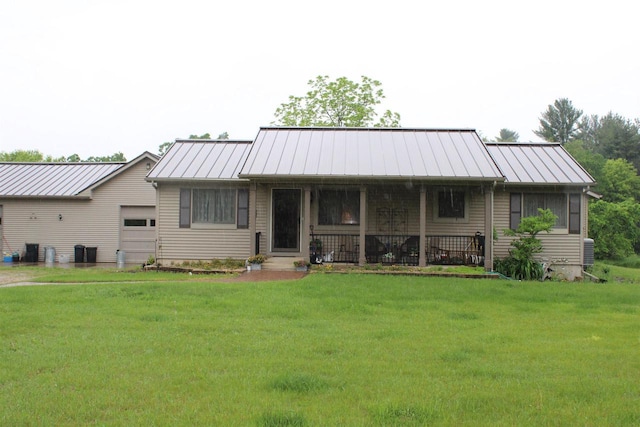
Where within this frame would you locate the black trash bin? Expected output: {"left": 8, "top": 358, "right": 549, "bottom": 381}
{"left": 25, "top": 243, "right": 39, "bottom": 262}
{"left": 86, "top": 247, "right": 97, "bottom": 263}
{"left": 74, "top": 245, "right": 85, "bottom": 263}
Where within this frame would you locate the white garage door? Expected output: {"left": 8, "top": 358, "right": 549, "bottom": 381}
{"left": 120, "top": 206, "right": 156, "bottom": 264}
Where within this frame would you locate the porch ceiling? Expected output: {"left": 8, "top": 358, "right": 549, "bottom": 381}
{"left": 239, "top": 127, "right": 504, "bottom": 181}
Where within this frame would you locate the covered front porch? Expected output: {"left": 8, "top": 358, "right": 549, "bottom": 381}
{"left": 249, "top": 183, "right": 495, "bottom": 271}
{"left": 308, "top": 232, "right": 485, "bottom": 266}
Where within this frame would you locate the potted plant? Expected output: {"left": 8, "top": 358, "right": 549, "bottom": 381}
{"left": 293, "top": 259, "right": 311, "bottom": 272}
{"left": 381, "top": 252, "right": 395, "bottom": 265}
{"left": 247, "top": 254, "right": 267, "bottom": 270}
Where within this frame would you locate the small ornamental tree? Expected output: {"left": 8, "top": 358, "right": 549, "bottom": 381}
{"left": 496, "top": 208, "right": 557, "bottom": 280}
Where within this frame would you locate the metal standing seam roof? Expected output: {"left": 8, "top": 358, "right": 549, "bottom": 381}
{"left": 485, "top": 142, "right": 595, "bottom": 185}
{"left": 146, "top": 140, "right": 253, "bottom": 181}
{"left": 0, "top": 163, "right": 124, "bottom": 197}
{"left": 239, "top": 127, "right": 505, "bottom": 180}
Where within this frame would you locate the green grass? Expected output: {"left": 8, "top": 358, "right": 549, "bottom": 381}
{"left": 1, "top": 272, "right": 639, "bottom": 425}
{"left": 1, "top": 265, "right": 235, "bottom": 283}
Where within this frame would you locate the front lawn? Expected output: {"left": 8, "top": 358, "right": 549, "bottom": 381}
{"left": 1, "top": 272, "right": 639, "bottom": 425}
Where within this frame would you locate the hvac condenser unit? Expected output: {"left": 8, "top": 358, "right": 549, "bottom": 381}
{"left": 583, "top": 238, "right": 595, "bottom": 266}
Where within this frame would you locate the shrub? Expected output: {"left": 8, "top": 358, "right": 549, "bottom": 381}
{"left": 495, "top": 208, "right": 556, "bottom": 280}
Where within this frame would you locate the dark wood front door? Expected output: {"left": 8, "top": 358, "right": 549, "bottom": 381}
{"left": 272, "top": 189, "right": 301, "bottom": 252}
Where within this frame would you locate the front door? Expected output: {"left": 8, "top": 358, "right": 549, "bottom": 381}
{"left": 272, "top": 189, "right": 301, "bottom": 252}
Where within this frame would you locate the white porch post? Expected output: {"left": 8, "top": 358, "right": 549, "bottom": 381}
{"left": 249, "top": 182, "right": 257, "bottom": 255}
{"left": 419, "top": 188, "right": 427, "bottom": 267}
{"left": 358, "top": 186, "right": 367, "bottom": 266}
{"left": 302, "top": 186, "right": 311, "bottom": 257}
{"left": 484, "top": 184, "right": 494, "bottom": 271}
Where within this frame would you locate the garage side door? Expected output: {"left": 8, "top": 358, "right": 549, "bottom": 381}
{"left": 120, "top": 206, "right": 156, "bottom": 264}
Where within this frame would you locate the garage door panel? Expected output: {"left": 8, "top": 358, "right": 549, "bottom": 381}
{"left": 120, "top": 206, "right": 156, "bottom": 263}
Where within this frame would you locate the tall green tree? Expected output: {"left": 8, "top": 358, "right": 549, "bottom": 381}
{"left": 598, "top": 158, "right": 640, "bottom": 203}
{"left": 273, "top": 75, "right": 401, "bottom": 127}
{"left": 564, "top": 140, "right": 606, "bottom": 184}
{"left": 579, "top": 112, "right": 640, "bottom": 172}
{"left": 495, "top": 128, "right": 519, "bottom": 142}
{"left": 589, "top": 199, "right": 640, "bottom": 259}
{"left": 534, "top": 98, "right": 583, "bottom": 144}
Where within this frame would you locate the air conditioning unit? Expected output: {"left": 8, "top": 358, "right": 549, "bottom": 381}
{"left": 584, "top": 238, "right": 594, "bottom": 266}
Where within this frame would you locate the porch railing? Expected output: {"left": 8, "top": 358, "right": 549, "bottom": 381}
{"left": 309, "top": 234, "right": 485, "bottom": 266}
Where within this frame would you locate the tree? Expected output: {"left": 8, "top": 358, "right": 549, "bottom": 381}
{"left": 84, "top": 152, "right": 126, "bottom": 162}
{"left": 158, "top": 132, "right": 229, "bottom": 156}
{"left": 495, "top": 128, "right": 519, "bottom": 142}
{"left": 564, "top": 140, "right": 606, "bottom": 184}
{"left": 273, "top": 75, "right": 401, "bottom": 127}
{"left": 534, "top": 98, "right": 583, "bottom": 144}
{"left": 598, "top": 158, "right": 640, "bottom": 203}
{"left": 495, "top": 208, "right": 557, "bottom": 280}
{"left": 1, "top": 150, "right": 126, "bottom": 163}
{"left": 589, "top": 199, "right": 640, "bottom": 259}
{"left": 579, "top": 112, "right": 640, "bottom": 172}
{"left": 0, "top": 149, "right": 46, "bottom": 162}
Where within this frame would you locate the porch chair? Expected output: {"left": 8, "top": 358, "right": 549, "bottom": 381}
{"left": 428, "top": 236, "right": 449, "bottom": 264}
{"left": 365, "top": 235, "right": 387, "bottom": 263}
{"left": 400, "top": 235, "right": 420, "bottom": 265}
{"left": 337, "top": 235, "right": 358, "bottom": 263}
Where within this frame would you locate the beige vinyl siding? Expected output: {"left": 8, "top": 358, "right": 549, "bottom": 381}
{"left": 0, "top": 159, "right": 156, "bottom": 262}
{"left": 255, "top": 184, "right": 269, "bottom": 254}
{"left": 494, "top": 189, "right": 583, "bottom": 264}
{"left": 425, "top": 188, "right": 486, "bottom": 235}
{"left": 156, "top": 183, "right": 251, "bottom": 261}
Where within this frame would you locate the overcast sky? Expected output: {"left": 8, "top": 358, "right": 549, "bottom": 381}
{"left": 1, "top": 0, "right": 638, "bottom": 160}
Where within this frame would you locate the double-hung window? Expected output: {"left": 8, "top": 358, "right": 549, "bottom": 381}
{"left": 510, "top": 192, "right": 580, "bottom": 233}
{"left": 434, "top": 189, "right": 468, "bottom": 222}
{"left": 317, "top": 190, "right": 360, "bottom": 226}
{"left": 180, "top": 188, "right": 249, "bottom": 228}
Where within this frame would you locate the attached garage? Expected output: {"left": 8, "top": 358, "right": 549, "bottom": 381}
{"left": 120, "top": 206, "right": 156, "bottom": 264}
{"left": 0, "top": 152, "right": 158, "bottom": 263}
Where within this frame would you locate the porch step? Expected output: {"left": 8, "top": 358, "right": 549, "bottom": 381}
{"left": 261, "top": 256, "right": 305, "bottom": 271}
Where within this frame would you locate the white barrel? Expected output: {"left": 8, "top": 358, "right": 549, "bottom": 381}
{"left": 59, "top": 254, "right": 70, "bottom": 264}
{"left": 45, "top": 246, "right": 56, "bottom": 264}
{"left": 116, "top": 250, "right": 126, "bottom": 267}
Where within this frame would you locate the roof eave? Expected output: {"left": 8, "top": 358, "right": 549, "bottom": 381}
{"left": 238, "top": 174, "right": 505, "bottom": 182}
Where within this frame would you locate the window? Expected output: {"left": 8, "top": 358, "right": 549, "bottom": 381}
{"left": 193, "top": 189, "right": 236, "bottom": 224}
{"left": 568, "top": 194, "right": 581, "bottom": 234}
{"left": 124, "top": 219, "right": 147, "bottom": 226}
{"left": 436, "top": 190, "right": 467, "bottom": 220}
{"left": 179, "top": 189, "right": 191, "bottom": 228}
{"left": 179, "top": 188, "right": 247, "bottom": 228}
{"left": 523, "top": 193, "right": 567, "bottom": 228}
{"left": 510, "top": 193, "right": 521, "bottom": 230}
{"left": 150, "top": 219, "right": 156, "bottom": 227}
{"left": 318, "top": 190, "right": 360, "bottom": 225}
{"left": 237, "top": 189, "right": 249, "bottom": 229}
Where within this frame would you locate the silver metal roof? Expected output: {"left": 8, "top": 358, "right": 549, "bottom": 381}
{"left": 0, "top": 162, "right": 124, "bottom": 197}
{"left": 239, "top": 127, "right": 504, "bottom": 180}
{"left": 147, "top": 140, "right": 253, "bottom": 181}
{"left": 486, "top": 142, "right": 595, "bottom": 185}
